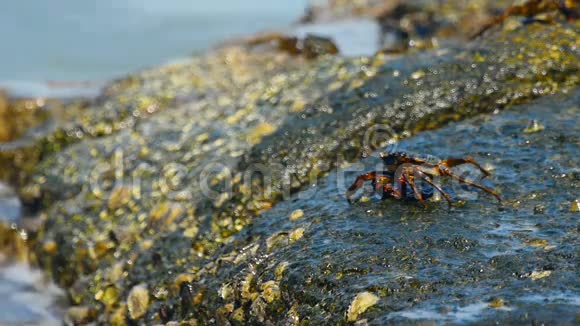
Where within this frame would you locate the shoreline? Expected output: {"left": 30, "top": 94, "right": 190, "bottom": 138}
{"left": 0, "top": 1, "right": 578, "bottom": 324}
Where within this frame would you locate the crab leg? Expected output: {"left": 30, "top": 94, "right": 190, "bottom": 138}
{"left": 347, "top": 172, "right": 393, "bottom": 201}
{"left": 439, "top": 157, "right": 491, "bottom": 179}
{"left": 413, "top": 168, "right": 453, "bottom": 208}
{"left": 391, "top": 174, "right": 408, "bottom": 200}
{"left": 346, "top": 172, "right": 376, "bottom": 202}
{"left": 374, "top": 175, "right": 392, "bottom": 196}
{"left": 401, "top": 168, "right": 427, "bottom": 207}
{"left": 438, "top": 167, "right": 502, "bottom": 203}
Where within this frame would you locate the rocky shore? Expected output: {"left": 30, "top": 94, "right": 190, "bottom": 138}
{"left": 0, "top": 1, "right": 578, "bottom": 324}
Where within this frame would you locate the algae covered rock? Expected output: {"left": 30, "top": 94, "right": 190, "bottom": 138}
{"left": 188, "top": 90, "right": 579, "bottom": 324}
{"left": 3, "top": 9, "right": 578, "bottom": 325}
{"left": 0, "top": 92, "right": 57, "bottom": 186}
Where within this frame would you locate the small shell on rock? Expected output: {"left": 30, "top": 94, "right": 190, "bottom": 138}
{"left": 275, "top": 261, "right": 289, "bottom": 281}
{"left": 110, "top": 304, "right": 127, "bottom": 326}
{"left": 488, "top": 297, "right": 505, "bottom": 308}
{"left": 108, "top": 186, "right": 131, "bottom": 210}
{"left": 347, "top": 291, "right": 379, "bottom": 322}
{"left": 286, "top": 304, "right": 300, "bottom": 324}
{"left": 261, "top": 281, "right": 281, "bottom": 303}
{"left": 247, "top": 122, "right": 276, "bottom": 144}
{"left": 266, "top": 231, "right": 289, "bottom": 252}
{"left": 525, "top": 239, "right": 549, "bottom": 248}
{"left": 411, "top": 69, "right": 425, "bottom": 79}
{"left": 183, "top": 226, "right": 199, "bottom": 238}
{"left": 523, "top": 119, "right": 545, "bottom": 133}
{"left": 233, "top": 243, "right": 260, "bottom": 264}
{"left": 152, "top": 286, "right": 169, "bottom": 300}
{"left": 289, "top": 227, "right": 305, "bottom": 242}
{"left": 107, "top": 262, "right": 125, "bottom": 283}
{"left": 530, "top": 270, "right": 552, "bottom": 280}
{"left": 42, "top": 240, "right": 58, "bottom": 255}
{"left": 241, "top": 273, "right": 255, "bottom": 302}
{"left": 289, "top": 209, "right": 304, "bottom": 221}
{"left": 232, "top": 307, "right": 245, "bottom": 322}
{"left": 219, "top": 282, "right": 234, "bottom": 301}
{"left": 95, "top": 285, "right": 119, "bottom": 309}
{"left": 570, "top": 199, "right": 580, "bottom": 212}
{"left": 127, "top": 284, "right": 150, "bottom": 320}
{"left": 250, "top": 297, "right": 267, "bottom": 322}
{"left": 66, "top": 306, "right": 93, "bottom": 324}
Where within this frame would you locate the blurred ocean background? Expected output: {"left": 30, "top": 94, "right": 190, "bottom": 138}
{"left": 0, "top": 0, "right": 307, "bottom": 95}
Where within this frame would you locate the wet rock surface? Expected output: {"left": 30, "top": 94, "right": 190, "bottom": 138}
{"left": 197, "top": 90, "right": 579, "bottom": 324}
{"left": 0, "top": 3, "right": 578, "bottom": 325}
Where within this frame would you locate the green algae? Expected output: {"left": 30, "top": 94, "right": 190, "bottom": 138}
{"left": 0, "top": 13, "right": 577, "bottom": 325}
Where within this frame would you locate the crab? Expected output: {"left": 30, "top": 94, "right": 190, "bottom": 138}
{"left": 346, "top": 152, "right": 502, "bottom": 207}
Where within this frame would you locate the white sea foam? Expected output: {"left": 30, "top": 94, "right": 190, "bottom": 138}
{"left": 0, "top": 261, "right": 65, "bottom": 326}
